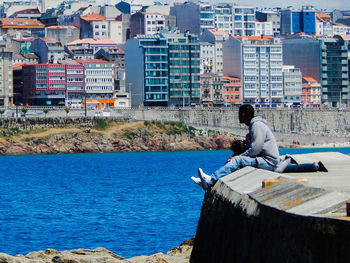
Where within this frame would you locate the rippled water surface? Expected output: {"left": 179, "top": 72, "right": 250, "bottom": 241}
{"left": 0, "top": 148, "right": 349, "bottom": 257}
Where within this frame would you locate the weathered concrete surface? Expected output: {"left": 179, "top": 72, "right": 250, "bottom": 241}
{"left": 190, "top": 153, "right": 350, "bottom": 263}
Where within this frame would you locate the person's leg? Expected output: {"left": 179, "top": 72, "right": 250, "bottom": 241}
{"left": 284, "top": 163, "right": 318, "bottom": 173}
{"left": 211, "top": 155, "right": 258, "bottom": 181}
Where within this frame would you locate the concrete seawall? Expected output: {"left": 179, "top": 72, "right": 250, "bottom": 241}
{"left": 190, "top": 153, "right": 350, "bottom": 263}
{"left": 124, "top": 109, "right": 350, "bottom": 135}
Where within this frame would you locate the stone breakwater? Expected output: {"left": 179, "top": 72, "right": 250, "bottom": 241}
{"left": 0, "top": 119, "right": 236, "bottom": 155}
{"left": 0, "top": 239, "right": 194, "bottom": 263}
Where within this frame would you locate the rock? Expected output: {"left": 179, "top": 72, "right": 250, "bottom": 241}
{"left": 0, "top": 239, "right": 194, "bottom": 263}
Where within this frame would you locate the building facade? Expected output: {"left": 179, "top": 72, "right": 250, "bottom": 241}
{"left": 0, "top": 43, "right": 13, "bottom": 107}
{"left": 0, "top": 18, "right": 44, "bottom": 36}
{"left": 200, "top": 41, "right": 215, "bottom": 74}
{"left": 125, "top": 32, "right": 200, "bottom": 107}
{"left": 200, "top": 29, "right": 229, "bottom": 75}
{"left": 200, "top": 73, "right": 223, "bottom": 107}
{"left": 302, "top": 77, "right": 321, "bottom": 108}
{"left": 223, "top": 36, "right": 283, "bottom": 106}
{"left": 283, "top": 36, "right": 349, "bottom": 108}
{"left": 282, "top": 65, "right": 302, "bottom": 105}
{"left": 256, "top": 10, "right": 281, "bottom": 36}
{"left": 222, "top": 76, "right": 241, "bottom": 106}
{"left": 75, "top": 59, "right": 115, "bottom": 110}
{"left": 23, "top": 63, "right": 67, "bottom": 106}
{"left": 280, "top": 7, "right": 316, "bottom": 35}
{"left": 30, "top": 37, "right": 65, "bottom": 63}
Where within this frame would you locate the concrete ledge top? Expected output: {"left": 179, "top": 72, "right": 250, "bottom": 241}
{"left": 213, "top": 152, "right": 350, "bottom": 220}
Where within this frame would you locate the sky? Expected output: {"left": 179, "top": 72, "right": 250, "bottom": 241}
{"left": 162, "top": 0, "right": 350, "bottom": 11}
{"left": 216, "top": 0, "right": 350, "bottom": 10}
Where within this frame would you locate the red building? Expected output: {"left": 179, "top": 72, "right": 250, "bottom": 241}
{"left": 22, "top": 63, "right": 84, "bottom": 106}
{"left": 222, "top": 76, "right": 241, "bottom": 106}
{"left": 302, "top": 77, "right": 321, "bottom": 108}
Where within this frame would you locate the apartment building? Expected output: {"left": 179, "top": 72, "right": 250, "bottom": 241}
{"left": 59, "top": 60, "right": 85, "bottom": 108}
{"left": 23, "top": 64, "right": 67, "bottom": 106}
{"left": 80, "top": 13, "right": 124, "bottom": 44}
{"left": 130, "top": 12, "right": 166, "bottom": 38}
{"left": 0, "top": 18, "right": 44, "bottom": 36}
{"left": 232, "top": 6, "right": 255, "bottom": 36}
{"left": 283, "top": 36, "right": 349, "bottom": 108}
{"left": 280, "top": 7, "right": 316, "bottom": 35}
{"left": 282, "top": 65, "right": 302, "bottom": 105}
{"left": 200, "top": 73, "right": 224, "bottom": 107}
{"left": 30, "top": 38, "right": 65, "bottom": 63}
{"left": 0, "top": 43, "right": 13, "bottom": 107}
{"left": 171, "top": 3, "right": 255, "bottom": 36}
{"left": 125, "top": 32, "right": 200, "bottom": 107}
{"left": 66, "top": 38, "right": 118, "bottom": 59}
{"left": 223, "top": 36, "right": 283, "bottom": 106}
{"left": 256, "top": 10, "right": 281, "bottom": 36}
{"left": 200, "top": 42, "right": 215, "bottom": 74}
{"left": 46, "top": 25, "right": 80, "bottom": 46}
{"left": 255, "top": 20, "right": 273, "bottom": 36}
{"left": 75, "top": 59, "right": 114, "bottom": 110}
{"left": 200, "top": 29, "right": 229, "bottom": 75}
{"left": 222, "top": 76, "right": 241, "bottom": 106}
{"left": 302, "top": 77, "right": 321, "bottom": 108}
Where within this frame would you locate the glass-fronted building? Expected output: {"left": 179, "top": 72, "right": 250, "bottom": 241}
{"left": 125, "top": 32, "right": 200, "bottom": 107}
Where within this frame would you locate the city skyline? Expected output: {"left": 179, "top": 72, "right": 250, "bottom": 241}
{"left": 162, "top": 0, "right": 350, "bottom": 11}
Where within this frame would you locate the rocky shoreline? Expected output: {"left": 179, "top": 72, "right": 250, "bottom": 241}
{"left": 0, "top": 238, "right": 194, "bottom": 263}
{"left": 0, "top": 121, "right": 236, "bottom": 156}
{"left": 0, "top": 119, "right": 349, "bottom": 156}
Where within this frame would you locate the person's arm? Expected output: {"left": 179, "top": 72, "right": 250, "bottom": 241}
{"left": 240, "top": 122, "right": 266, "bottom": 157}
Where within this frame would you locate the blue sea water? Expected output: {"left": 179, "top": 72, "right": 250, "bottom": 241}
{"left": 0, "top": 148, "right": 349, "bottom": 258}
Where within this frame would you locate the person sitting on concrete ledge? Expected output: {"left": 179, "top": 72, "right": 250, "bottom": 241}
{"left": 228, "top": 136, "right": 328, "bottom": 174}
{"left": 191, "top": 104, "right": 280, "bottom": 190}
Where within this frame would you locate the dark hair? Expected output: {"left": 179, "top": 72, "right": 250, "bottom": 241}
{"left": 239, "top": 104, "right": 254, "bottom": 120}
{"left": 230, "top": 140, "right": 247, "bottom": 156}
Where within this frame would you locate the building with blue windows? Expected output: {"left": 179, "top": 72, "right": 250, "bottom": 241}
{"left": 283, "top": 36, "right": 349, "bottom": 108}
{"left": 281, "top": 7, "right": 316, "bottom": 35}
{"left": 125, "top": 32, "right": 200, "bottom": 107}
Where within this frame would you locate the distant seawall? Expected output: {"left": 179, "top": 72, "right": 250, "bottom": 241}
{"left": 1, "top": 109, "right": 349, "bottom": 141}
{"left": 124, "top": 109, "right": 350, "bottom": 134}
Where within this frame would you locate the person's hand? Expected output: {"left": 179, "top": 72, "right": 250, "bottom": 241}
{"left": 226, "top": 155, "right": 234, "bottom": 164}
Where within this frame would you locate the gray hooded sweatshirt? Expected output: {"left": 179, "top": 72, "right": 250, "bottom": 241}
{"left": 240, "top": 116, "right": 279, "bottom": 167}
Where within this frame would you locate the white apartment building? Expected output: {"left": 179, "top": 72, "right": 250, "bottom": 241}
{"left": 333, "top": 24, "right": 350, "bottom": 35}
{"left": 75, "top": 59, "right": 114, "bottom": 110}
{"left": 200, "top": 42, "right": 215, "bottom": 74}
{"left": 200, "top": 28, "right": 229, "bottom": 75}
{"left": 282, "top": 65, "right": 302, "bottom": 105}
{"left": 130, "top": 12, "right": 165, "bottom": 37}
{"left": 255, "top": 20, "right": 273, "bottom": 36}
{"left": 232, "top": 6, "right": 255, "bottom": 36}
{"left": 198, "top": 4, "right": 255, "bottom": 36}
{"left": 223, "top": 36, "right": 283, "bottom": 106}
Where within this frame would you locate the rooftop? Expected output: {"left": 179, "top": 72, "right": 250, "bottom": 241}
{"left": 235, "top": 35, "right": 273, "bottom": 41}
{"left": 0, "top": 18, "right": 44, "bottom": 28}
{"left": 66, "top": 38, "right": 117, "bottom": 46}
{"left": 80, "top": 14, "right": 106, "bottom": 22}
{"left": 303, "top": 76, "right": 317, "bottom": 83}
{"left": 74, "top": 58, "right": 112, "bottom": 64}
{"left": 208, "top": 28, "right": 229, "bottom": 36}
{"left": 47, "top": 25, "right": 78, "bottom": 29}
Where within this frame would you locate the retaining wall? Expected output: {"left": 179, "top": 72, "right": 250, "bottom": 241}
{"left": 190, "top": 165, "right": 350, "bottom": 263}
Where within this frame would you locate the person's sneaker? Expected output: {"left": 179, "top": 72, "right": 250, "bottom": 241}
{"left": 191, "top": 176, "right": 202, "bottom": 187}
{"left": 198, "top": 168, "right": 212, "bottom": 190}
{"left": 317, "top": 161, "right": 328, "bottom": 172}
